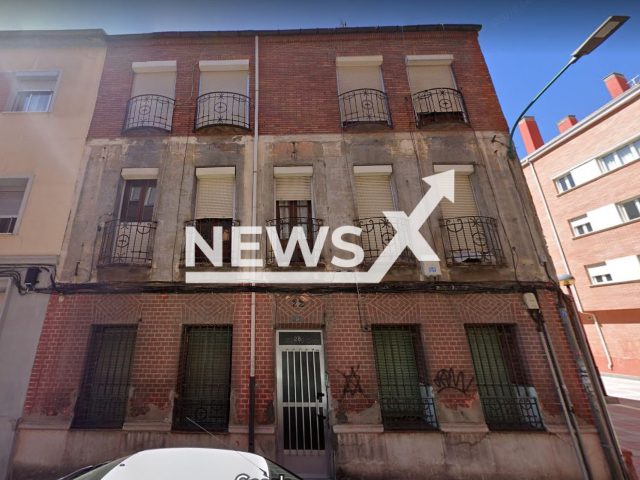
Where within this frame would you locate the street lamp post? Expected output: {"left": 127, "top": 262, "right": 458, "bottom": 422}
{"left": 507, "top": 15, "right": 630, "bottom": 160}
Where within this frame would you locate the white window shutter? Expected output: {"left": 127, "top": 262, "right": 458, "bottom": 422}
{"left": 0, "top": 190, "right": 25, "bottom": 216}
{"left": 407, "top": 65, "right": 455, "bottom": 93}
{"left": 338, "top": 65, "right": 382, "bottom": 93}
{"left": 200, "top": 71, "right": 247, "bottom": 96}
{"left": 354, "top": 175, "right": 395, "bottom": 219}
{"left": 196, "top": 176, "right": 235, "bottom": 219}
{"left": 275, "top": 176, "right": 312, "bottom": 201}
{"left": 440, "top": 173, "right": 478, "bottom": 218}
{"left": 131, "top": 71, "right": 176, "bottom": 98}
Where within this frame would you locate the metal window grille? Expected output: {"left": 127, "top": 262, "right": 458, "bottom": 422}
{"left": 173, "top": 325, "right": 233, "bottom": 431}
{"left": 184, "top": 218, "right": 238, "bottom": 265}
{"left": 411, "top": 88, "right": 469, "bottom": 126}
{"left": 72, "top": 325, "right": 138, "bottom": 429}
{"left": 371, "top": 325, "right": 438, "bottom": 430}
{"left": 338, "top": 88, "right": 392, "bottom": 128}
{"left": 356, "top": 217, "right": 416, "bottom": 264}
{"left": 195, "top": 92, "right": 250, "bottom": 131}
{"left": 439, "top": 216, "right": 505, "bottom": 266}
{"left": 123, "top": 94, "right": 175, "bottom": 132}
{"left": 465, "top": 325, "right": 543, "bottom": 430}
{"left": 265, "top": 216, "right": 323, "bottom": 265}
{"left": 98, "top": 220, "right": 157, "bottom": 266}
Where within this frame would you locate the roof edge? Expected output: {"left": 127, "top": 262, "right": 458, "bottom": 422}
{"left": 0, "top": 29, "right": 107, "bottom": 39}
{"left": 107, "top": 24, "right": 482, "bottom": 40}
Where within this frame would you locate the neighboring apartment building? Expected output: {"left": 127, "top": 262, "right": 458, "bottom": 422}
{"left": 520, "top": 72, "right": 640, "bottom": 378}
{"left": 0, "top": 30, "right": 106, "bottom": 479}
{"left": 9, "top": 26, "right": 621, "bottom": 479}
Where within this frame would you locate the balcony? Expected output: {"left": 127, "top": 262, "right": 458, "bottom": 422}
{"left": 356, "top": 217, "right": 415, "bottom": 264}
{"left": 265, "top": 217, "right": 323, "bottom": 265}
{"left": 195, "top": 92, "right": 250, "bottom": 131}
{"left": 98, "top": 220, "right": 157, "bottom": 267}
{"left": 122, "top": 94, "right": 175, "bottom": 132}
{"left": 185, "top": 218, "right": 238, "bottom": 265}
{"left": 439, "top": 216, "right": 504, "bottom": 266}
{"left": 411, "top": 88, "right": 469, "bottom": 126}
{"left": 338, "top": 89, "right": 392, "bottom": 128}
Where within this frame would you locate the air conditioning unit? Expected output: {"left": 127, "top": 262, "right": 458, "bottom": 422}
{"left": 420, "top": 261, "right": 441, "bottom": 277}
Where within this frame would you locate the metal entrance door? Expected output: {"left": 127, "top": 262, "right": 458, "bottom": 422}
{"left": 276, "top": 331, "right": 330, "bottom": 479}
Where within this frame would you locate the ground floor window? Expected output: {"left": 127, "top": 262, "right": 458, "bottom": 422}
{"left": 371, "top": 325, "right": 437, "bottom": 430}
{"left": 465, "top": 324, "right": 543, "bottom": 430}
{"left": 173, "top": 325, "right": 233, "bottom": 431}
{"left": 72, "top": 325, "right": 138, "bottom": 429}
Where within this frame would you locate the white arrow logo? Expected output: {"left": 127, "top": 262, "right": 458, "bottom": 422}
{"left": 186, "top": 170, "right": 454, "bottom": 284}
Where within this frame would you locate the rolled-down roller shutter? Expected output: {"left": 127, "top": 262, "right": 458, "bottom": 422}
{"left": 439, "top": 172, "right": 478, "bottom": 218}
{"left": 200, "top": 71, "right": 247, "bottom": 96}
{"left": 275, "top": 176, "right": 312, "bottom": 201}
{"left": 131, "top": 71, "right": 176, "bottom": 98}
{"left": 196, "top": 175, "right": 235, "bottom": 219}
{"left": 407, "top": 65, "right": 455, "bottom": 94}
{"left": 338, "top": 65, "right": 383, "bottom": 93}
{"left": 354, "top": 175, "right": 395, "bottom": 219}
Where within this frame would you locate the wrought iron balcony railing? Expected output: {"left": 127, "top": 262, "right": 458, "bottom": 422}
{"left": 98, "top": 220, "right": 157, "bottom": 267}
{"left": 195, "top": 92, "right": 251, "bottom": 131}
{"left": 338, "top": 88, "right": 392, "bottom": 128}
{"left": 439, "top": 216, "right": 504, "bottom": 266}
{"left": 356, "top": 217, "right": 415, "bottom": 264}
{"left": 412, "top": 88, "right": 469, "bottom": 126}
{"left": 184, "top": 218, "right": 238, "bottom": 265}
{"left": 123, "top": 94, "right": 175, "bottom": 132}
{"left": 265, "top": 217, "right": 323, "bottom": 265}
{"left": 480, "top": 395, "right": 544, "bottom": 431}
{"left": 379, "top": 395, "right": 438, "bottom": 431}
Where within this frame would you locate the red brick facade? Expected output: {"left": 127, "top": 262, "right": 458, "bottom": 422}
{"left": 24, "top": 290, "right": 592, "bottom": 427}
{"left": 87, "top": 30, "right": 508, "bottom": 139}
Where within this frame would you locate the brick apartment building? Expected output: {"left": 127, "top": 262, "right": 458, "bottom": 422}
{"left": 8, "top": 25, "right": 627, "bottom": 479}
{"left": 0, "top": 30, "right": 106, "bottom": 479}
{"left": 519, "top": 73, "right": 640, "bottom": 379}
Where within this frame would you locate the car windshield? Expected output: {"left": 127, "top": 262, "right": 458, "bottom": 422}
{"left": 62, "top": 457, "right": 128, "bottom": 480}
{"left": 265, "top": 459, "right": 304, "bottom": 480}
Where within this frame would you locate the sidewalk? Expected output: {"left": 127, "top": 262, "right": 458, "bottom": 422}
{"left": 602, "top": 374, "right": 640, "bottom": 476}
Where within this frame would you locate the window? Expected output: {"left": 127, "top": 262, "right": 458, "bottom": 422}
{"left": 618, "top": 197, "right": 640, "bottom": 222}
{"left": 7, "top": 71, "right": 58, "bottom": 112}
{"left": 196, "top": 60, "right": 250, "bottom": 130}
{"left": 570, "top": 215, "right": 593, "bottom": 236}
{"left": 371, "top": 325, "right": 437, "bottom": 430}
{"left": 0, "top": 177, "right": 30, "bottom": 234}
{"left": 120, "top": 179, "right": 156, "bottom": 222}
{"left": 192, "top": 167, "right": 236, "bottom": 264}
{"left": 587, "top": 263, "right": 614, "bottom": 285}
{"left": 599, "top": 142, "right": 640, "bottom": 172}
{"left": 593, "top": 274, "right": 613, "bottom": 284}
{"left": 124, "top": 62, "right": 176, "bottom": 131}
{"left": 173, "top": 325, "right": 233, "bottom": 431}
{"left": 270, "top": 169, "right": 315, "bottom": 264}
{"left": 465, "top": 325, "right": 543, "bottom": 430}
{"left": 336, "top": 56, "right": 390, "bottom": 126}
{"left": 556, "top": 173, "right": 575, "bottom": 193}
{"left": 73, "top": 325, "right": 137, "bottom": 429}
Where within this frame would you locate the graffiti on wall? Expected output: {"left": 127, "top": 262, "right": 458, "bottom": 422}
{"left": 433, "top": 367, "right": 474, "bottom": 394}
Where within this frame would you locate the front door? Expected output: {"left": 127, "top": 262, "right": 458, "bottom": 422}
{"left": 276, "top": 331, "right": 330, "bottom": 479}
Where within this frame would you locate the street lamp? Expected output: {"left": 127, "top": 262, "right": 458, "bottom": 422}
{"left": 508, "top": 15, "right": 630, "bottom": 159}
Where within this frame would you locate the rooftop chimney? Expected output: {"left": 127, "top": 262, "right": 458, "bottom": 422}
{"left": 518, "top": 116, "right": 544, "bottom": 155}
{"left": 604, "top": 72, "right": 630, "bottom": 99}
{"left": 557, "top": 115, "right": 578, "bottom": 134}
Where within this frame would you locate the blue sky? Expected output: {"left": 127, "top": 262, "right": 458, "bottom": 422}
{"left": 2, "top": 0, "right": 638, "bottom": 156}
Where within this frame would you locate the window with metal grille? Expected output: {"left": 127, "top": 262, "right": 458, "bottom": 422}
{"left": 465, "top": 325, "right": 543, "bottom": 430}
{"left": 173, "top": 325, "right": 233, "bottom": 431}
{"left": 371, "top": 325, "right": 437, "bottom": 430}
{"left": 72, "top": 325, "right": 137, "bottom": 429}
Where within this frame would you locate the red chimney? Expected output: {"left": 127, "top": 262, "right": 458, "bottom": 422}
{"left": 518, "top": 116, "right": 544, "bottom": 155}
{"left": 557, "top": 115, "right": 578, "bottom": 134}
{"left": 604, "top": 72, "right": 630, "bottom": 99}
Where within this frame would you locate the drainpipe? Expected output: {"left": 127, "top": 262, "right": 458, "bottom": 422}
{"left": 248, "top": 35, "right": 259, "bottom": 454}
{"left": 525, "top": 160, "right": 613, "bottom": 368}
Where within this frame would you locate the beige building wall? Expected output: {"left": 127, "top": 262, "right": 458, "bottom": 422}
{"left": 0, "top": 31, "right": 106, "bottom": 256}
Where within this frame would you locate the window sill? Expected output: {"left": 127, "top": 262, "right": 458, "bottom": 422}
{"left": 556, "top": 155, "right": 640, "bottom": 197}
{"left": 1, "top": 110, "right": 51, "bottom": 115}
{"left": 589, "top": 279, "right": 640, "bottom": 288}
{"left": 571, "top": 216, "right": 640, "bottom": 240}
